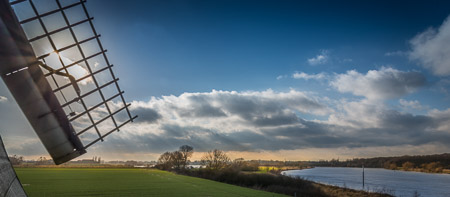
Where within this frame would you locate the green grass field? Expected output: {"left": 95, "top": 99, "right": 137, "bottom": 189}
{"left": 15, "top": 168, "right": 287, "bottom": 197}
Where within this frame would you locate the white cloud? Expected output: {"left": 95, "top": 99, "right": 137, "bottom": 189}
{"left": 292, "top": 72, "right": 326, "bottom": 80}
{"left": 428, "top": 108, "right": 450, "bottom": 132}
{"left": 131, "top": 89, "right": 330, "bottom": 121}
{"left": 436, "top": 79, "right": 450, "bottom": 95}
{"left": 0, "top": 96, "right": 7, "bottom": 103}
{"left": 327, "top": 99, "right": 385, "bottom": 128}
{"left": 409, "top": 16, "right": 450, "bottom": 76}
{"left": 385, "top": 50, "right": 407, "bottom": 57}
{"left": 307, "top": 50, "right": 329, "bottom": 65}
{"left": 342, "top": 58, "right": 353, "bottom": 62}
{"left": 276, "top": 75, "right": 286, "bottom": 80}
{"left": 399, "top": 99, "right": 423, "bottom": 110}
{"left": 330, "top": 67, "right": 426, "bottom": 100}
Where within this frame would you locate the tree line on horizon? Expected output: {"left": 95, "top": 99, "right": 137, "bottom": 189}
{"left": 311, "top": 153, "right": 450, "bottom": 173}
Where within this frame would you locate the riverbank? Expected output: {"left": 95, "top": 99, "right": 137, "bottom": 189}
{"left": 180, "top": 168, "right": 392, "bottom": 196}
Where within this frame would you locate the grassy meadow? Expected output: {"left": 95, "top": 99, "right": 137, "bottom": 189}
{"left": 15, "top": 168, "right": 286, "bottom": 197}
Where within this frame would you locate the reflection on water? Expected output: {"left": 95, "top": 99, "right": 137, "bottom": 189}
{"left": 283, "top": 167, "right": 450, "bottom": 197}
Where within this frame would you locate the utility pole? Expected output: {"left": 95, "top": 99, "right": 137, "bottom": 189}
{"left": 362, "top": 164, "right": 365, "bottom": 189}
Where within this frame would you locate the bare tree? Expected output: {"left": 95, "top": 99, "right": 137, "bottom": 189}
{"left": 157, "top": 152, "right": 173, "bottom": 170}
{"left": 171, "top": 151, "right": 184, "bottom": 170}
{"left": 201, "top": 149, "right": 230, "bottom": 170}
{"left": 179, "top": 145, "right": 194, "bottom": 168}
{"left": 157, "top": 145, "right": 194, "bottom": 170}
{"left": 8, "top": 155, "right": 23, "bottom": 165}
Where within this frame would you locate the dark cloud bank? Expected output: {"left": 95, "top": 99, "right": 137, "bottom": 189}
{"left": 98, "top": 88, "right": 450, "bottom": 154}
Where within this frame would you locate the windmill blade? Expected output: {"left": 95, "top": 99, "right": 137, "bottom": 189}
{"left": 0, "top": 0, "right": 137, "bottom": 164}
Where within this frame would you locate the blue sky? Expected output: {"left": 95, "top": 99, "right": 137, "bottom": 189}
{"left": 1, "top": 0, "right": 450, "bottom": 161}
{"left": 89, "top": 0, "right": 449, "bottom": 99}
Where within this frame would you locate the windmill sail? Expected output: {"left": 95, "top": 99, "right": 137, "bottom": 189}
{"left": 0, "top": 0, "right": 137, "bottom": 164}
{"left": 0, "top": 136, "right": 27, "bottom": 196}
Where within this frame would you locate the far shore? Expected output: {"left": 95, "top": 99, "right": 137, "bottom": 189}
{"left": 281, "top": 166, "right": 450, "bottom": 175}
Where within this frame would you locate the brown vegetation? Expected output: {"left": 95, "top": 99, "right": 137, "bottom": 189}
{"left": 382, "top": 161, "right": 445, "bottom": 173}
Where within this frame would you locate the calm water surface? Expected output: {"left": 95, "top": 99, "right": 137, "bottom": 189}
{"left": 283, "top": 167, "right": 450, "bottom": 197}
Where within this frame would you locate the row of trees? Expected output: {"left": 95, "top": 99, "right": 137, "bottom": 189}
{"left": 8, "top": 155, "right": 55, "bottom": 165}
{"left": 201, "top": 150, "right": 260, "bottom": 171}
{"left": 157, "top": 147, "right": 259, "bottom": 171}
{"left": 312, "top": 153, "right": 450, "bottom": 170}
{"left": 8, "top": 155, "right": 24, "bottom": 165}
{"left": 384, "top": 161, "right": 444, "bottom": 173}
{"left": 156, "top": 145, "right": 194, "bottom": 170}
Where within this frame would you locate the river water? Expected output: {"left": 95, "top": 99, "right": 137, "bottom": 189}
{"left": 282, "top": 167, "right": 450, "bottom": 197}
